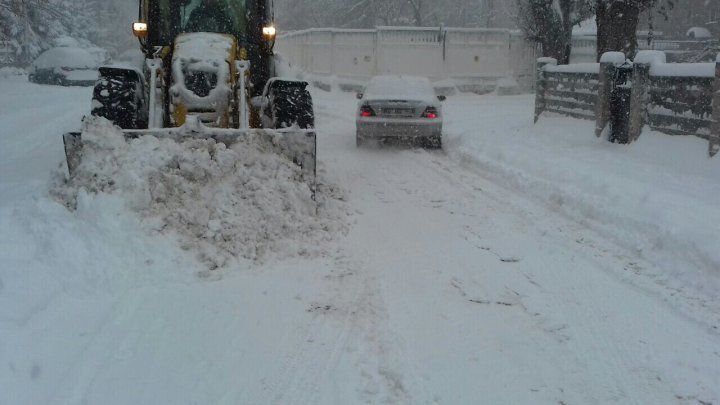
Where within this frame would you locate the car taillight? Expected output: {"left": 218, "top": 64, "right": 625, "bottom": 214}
{"left": 359, "top": 105, "right": 375, "bottom": 117}
{"left": 422, "top": 107, "right": 438, "bottom": 119}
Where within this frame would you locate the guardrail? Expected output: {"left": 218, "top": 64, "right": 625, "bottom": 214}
{"left": 534, "top": 51, "right": 720, "bottom": 157}
{"left": 276, "top": 27, "right": 537, "bottom": 92}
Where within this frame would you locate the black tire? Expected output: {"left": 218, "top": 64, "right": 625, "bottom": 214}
{"left": 356, "top": 134, "right": 365, "bottom": 147}
{"left": 92, "top": 74, "right": 147, "bottom": 129}
{"left": 270, "top": 87, "right": 314, "bottom": 129}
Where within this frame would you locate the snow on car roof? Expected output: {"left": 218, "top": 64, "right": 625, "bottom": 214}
{"left": 363, "top": 75, "right": 435, "bottom": 101}
{"left": 33, "top": 47, "right": 98, "bottom": 69}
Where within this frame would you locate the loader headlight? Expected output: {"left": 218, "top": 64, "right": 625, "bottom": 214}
{"left": 132, "top": 22, "right": 148, "bottom": 38}
{"left": 262, "top": 25, "right": 276, "bottom": 39}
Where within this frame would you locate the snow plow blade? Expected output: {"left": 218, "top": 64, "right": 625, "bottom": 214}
{"left": 62, "top": 125, "right": 317, "bottom": 194}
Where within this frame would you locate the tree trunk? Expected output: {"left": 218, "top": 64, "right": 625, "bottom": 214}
{"left": 485, "top": 0, "right": 495, "bottom": 28}
{"left": 413, "top": 0, "right": 424, "bottom": 26}
{"left": 596, "top": 0, "right": 641, "bottom": 61}
{"left": 558, "top": 0, "right": 574, "bottom": 64}
{"left": 532, "top": 0, "right": 564, "bottom": 62}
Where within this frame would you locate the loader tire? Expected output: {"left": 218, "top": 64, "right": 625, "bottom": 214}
{"left": 92, "top": 74, "right": 146, "bottom": 129}
{"left": 271, "top": 88, "right": 314, "bottom": 129}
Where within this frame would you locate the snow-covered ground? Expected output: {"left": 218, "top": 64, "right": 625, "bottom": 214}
{"left": 1, "top": 73, "right": 719, "bottom": 404}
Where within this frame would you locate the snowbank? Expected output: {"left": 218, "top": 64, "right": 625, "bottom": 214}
{"left": 443, "top": 94, "right": 720, "bottom": 324}
{"left": 52, "top": 118, "right": 350, "bottom": 269}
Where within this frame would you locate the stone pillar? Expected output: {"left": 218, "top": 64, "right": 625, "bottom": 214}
{"left": 596, "top": 52, "right": 625, "bottom": 138}
{"left": 710, "top": 54, "right": 720, "bottom": 157}
{"left": 534, "top": 57, "right": 556, "bottom": 123}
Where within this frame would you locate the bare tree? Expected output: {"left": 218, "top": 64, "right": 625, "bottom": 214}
{"left": 406, "top": 0, "right": 441, "bottom": 26}
{"left": 0, "top": 0, "right": 70, "bottom": 64}
{"left": 483, "top": 0, "right": 496, "bottom": 27}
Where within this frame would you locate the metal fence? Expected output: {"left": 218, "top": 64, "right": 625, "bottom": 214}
{"left": 570, "top": 36, "right": 719, "bottom": 63}
{"left": 535, "top": 61, "right": 600, "bottom": 121}
{"left": 646, "top": 63, "right": 715, "bottom": 137}
{"left": 534, "top": 52, "right": 720, "bottom": 157}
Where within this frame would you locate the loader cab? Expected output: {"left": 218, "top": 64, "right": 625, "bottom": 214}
{"left": 139, "top": 0, "right": 273, "bottom": 50}
{"left": 183, "top": 0, "right": 245, "bottom": 35}
{"left": 136, "top": 0, "right": 275, "bottom": 98}
{"left": 143, "top": 0, "right": 248, "bottom": 47}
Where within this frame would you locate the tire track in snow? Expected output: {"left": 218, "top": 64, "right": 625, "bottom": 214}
{"left": 397, "top": 147, "right": 714, "bottom": 403}
{"left": 426, "top": 146, "right": 720, "bottom": 330}
{"left": 236, "top": 254, "right": 368, "bottom": 405}
{"left": 311, "top": 86, "right": 719, "bottom": 403}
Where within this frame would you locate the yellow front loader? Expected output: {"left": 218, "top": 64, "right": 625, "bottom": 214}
{"left": 63, "top": 0, "right": 316, "bottom": 193}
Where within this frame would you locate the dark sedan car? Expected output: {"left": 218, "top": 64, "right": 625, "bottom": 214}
{"left": 28, "top": 47, "right": 99, "bottom": 86}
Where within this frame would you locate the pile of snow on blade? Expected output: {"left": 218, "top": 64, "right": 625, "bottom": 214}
{"left": 53, "top": 118, "right": 349, "bottom": 269}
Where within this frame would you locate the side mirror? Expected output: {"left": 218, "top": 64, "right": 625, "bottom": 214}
{"left": 437, "top": 95, "right": 446, "bottom": 102}
{"left": 356, "top": 92, "right": 363, "bottom": 100}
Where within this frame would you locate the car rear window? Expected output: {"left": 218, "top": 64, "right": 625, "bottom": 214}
{"left": 364, "top": 76, "right": 435, "bottom": 100}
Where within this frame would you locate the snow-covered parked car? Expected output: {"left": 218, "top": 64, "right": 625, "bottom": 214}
{"left": 355, "top": 75, "right": 444, "bottom": 148}
{"left": 28, "top": 47, "right": 99, "bottom": 86}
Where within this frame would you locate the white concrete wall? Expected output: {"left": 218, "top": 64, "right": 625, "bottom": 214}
{"left": 276, "top": 27, "right": 537, "bottom": 89}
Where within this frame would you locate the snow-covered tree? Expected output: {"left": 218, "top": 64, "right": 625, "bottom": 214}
{"left": 590, "top": 0, "right": 673, "bottom": 59}
{"left": 0, "top": 0, "right": 103, "bottom": 65}
{"left": 516, "top": 0, "right": 593, "bottom": 63}
{"left": 91, "top": 0, "right": 137, "bottom": 54}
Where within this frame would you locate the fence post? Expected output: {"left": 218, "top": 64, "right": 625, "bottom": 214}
{"left": 628, "top": 51, "right": 664, "bottom": 143}
{"left": 711, "top": 53, "right": 720, "bottom": 157}
{"left": 596, "top": 52, "right": 625, "bottom": 138}
{"left": 330, "top": 30, "right": 336, "bottom": 76}
{"left": 373, "top": 28, "right": 381, "bottom": 76}
{"left": 534, "top": 57, "right": 556, "bottom": 123}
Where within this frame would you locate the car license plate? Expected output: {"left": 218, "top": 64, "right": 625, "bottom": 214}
{"left": 384, "top": 108, "right": 413, "bottom": 115}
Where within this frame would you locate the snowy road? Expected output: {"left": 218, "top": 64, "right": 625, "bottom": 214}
{"left": 1, "top": 74, "right": 719, "bottom": 404}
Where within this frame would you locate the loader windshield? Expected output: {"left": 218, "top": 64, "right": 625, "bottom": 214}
{"left": 151, "top": 0, "right": 247, "bottom": 45}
